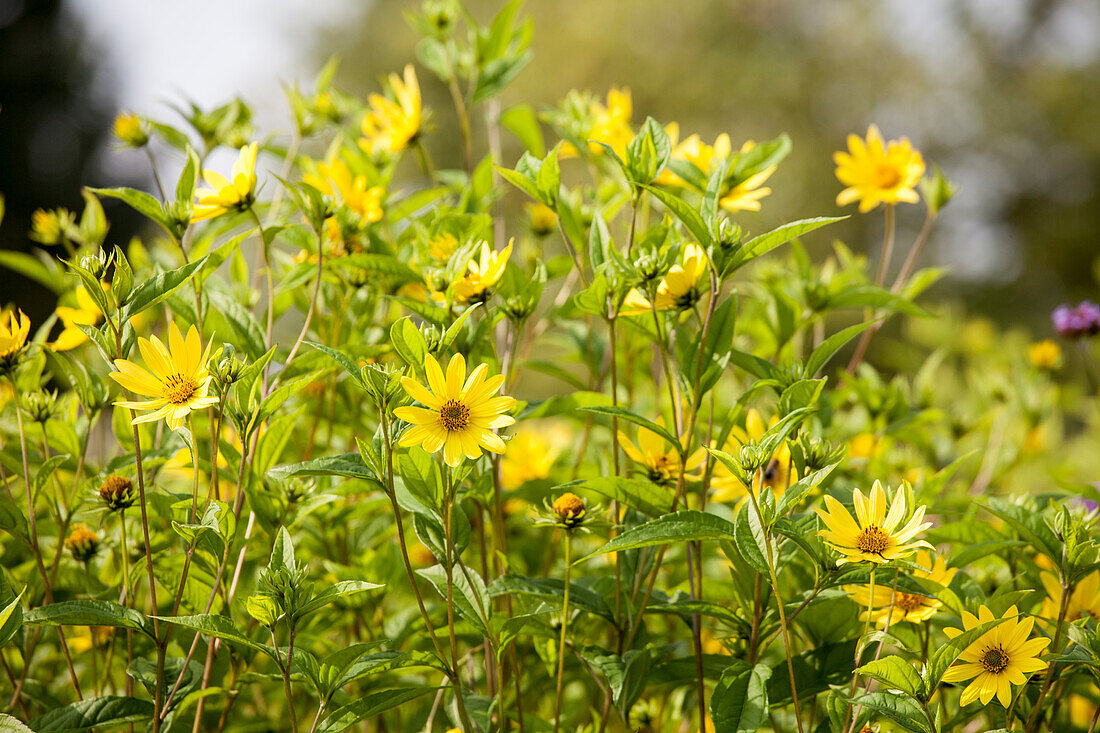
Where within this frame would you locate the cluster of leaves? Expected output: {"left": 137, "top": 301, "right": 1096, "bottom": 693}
{"left": 2, "top": 2, "right": 1100, "bottom": 733}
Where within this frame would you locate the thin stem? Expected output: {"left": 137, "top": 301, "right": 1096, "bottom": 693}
{"left": 553, "top": 531, "right": 572, "bottom": 733}
{"left": 441, "top": 464, "right": 473, "bottom": 732}
{"left": 447, "top": 77, "right": 473, "bottom": 174}
{"left": 847, "top": 204, "right": 897, "bottom": 374}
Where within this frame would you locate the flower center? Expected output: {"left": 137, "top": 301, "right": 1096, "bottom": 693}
{"left": 438, "top": 399, "right": 470, "bottom": 432}
{"left": 873, "top": 163, "right": 901, "bottom": 189}
{"left": 980, "top": 646, "right": 1010, "bottom": 674}
{"left": 163, "top": 374, "right": 199, "bottom": 405}
{"left": 895, "top": 593, "right": 924, "bottom": 612}
{"left": 762, "top": 457, "right": 781, "bottom": 487}
{"left": 855, "top": 526, "right": 890, "bottom": 555}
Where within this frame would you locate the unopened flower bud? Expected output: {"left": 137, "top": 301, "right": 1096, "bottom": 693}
{"left": 99, "top": 475, "right": 135, "bottom": 512}
{"left": 113, "top": 112, "right": 149, "bottom": 148}
{"left": 552, "top": 492, "right": 587, "bottom": 529}
{"left": 66, "top": 524, "right": 99, "bottom": 563}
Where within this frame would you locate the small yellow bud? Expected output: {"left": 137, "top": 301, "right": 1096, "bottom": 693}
{"left": 66, "top": 524, "right": 99, "bottom": 563}
{"left": 526, "top": 202, "right": 557, "bottom": 237}
{"left": 113, "top": 112, "right": 149, "bottom": 147}
{"left": 552, "top": 492, "right": 586, "bottom": 526}
{"left": 1028, "top": 340, "right": 1061, "bottom": 370}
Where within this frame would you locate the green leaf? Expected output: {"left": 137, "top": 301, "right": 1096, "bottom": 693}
{"left": 729, "top": 216, "right": 846, "bottom": 271}
{"left": 489, "top": 575, "right": 615, "bottom": 623}
{"left": 316, "top": 688, "right": 437, "bottom": 733}
{"left": 577, "top": 510, "right": 738, "bottom": 563}
{"left": 305, "top": 341, "right": 367, "bottom": 389}
{"left": 0, "top": 250, "right": 66, "bottom": 294}
{"left": 640, "top": 184, "right": 711, "bottom": 246}
{"left": 25, "top": 600, "right": 154, "bottom": 639}
{"left": 846, "top": 691, "right": 930, "bottom": 733}
{"left": 0, "top": 588, "right": 24, "bottom": 649}
{"left": 562, "top": 476, "right": 672, "bottom": 517}
{"left": 122, "top": 255, "right": 209, "bottom": 320}
{"left": 495, "top": 165, "right": 541, "bottom": 202}
{"left": 416, "top": 564, "right": 490, "bottom": 637}
{"left": 257, "top": 370, "right": 323, "bottom": 423}
{"left": 825, "top": 285, "right": 928, "bottom": 316}
{"left": 157, "top": 614, "right": 275, "bottom": 660}
{"left": 390, "top": 317, "right": 428, "bottom": 372}
{"left": 268, "top": 453, "right": 381, "bottom": 487}
{"left": 88, "top": 186, "right": 174, "bottom": 236}
{"left": 710, "top": 661, "right": 771, "bottom": 733}
{"left": 733, "top": 501, "right": 772, "bottom": 575}
{"left": 536, "top": 144, "right": 562, "bottom": 208}
{"left": 296, "top": 581, "right": 383, "bottom": 619}
{"left": 176, "top": 147, "right": 200, "bottom": 208}
{"left": 501, "top": 104, "right": 545, "bottom": 156}
{"left": 775, "top": 462, "right": 841, "bottom": 516}
{"left": 0, "top": 713, "right": 35, "bottom": 732}
{"left": 857, "top": 656, "right": 925, "bottom": 700}
{"left": 577, "top": 405, "right": 683, "bottom": 456}
{"left": 803, "top": 320, "right": 880, "bottom": 377}
{"left": 31, "top": 696, "right": 154, "bottom": 732}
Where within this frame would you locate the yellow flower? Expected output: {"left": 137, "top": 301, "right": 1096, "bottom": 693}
{"left": 108, "top": 321, "right": 219, "bottom": 430}
{"left": 501, "top": 423, "right": 569, "bottom": 489}
{"left": 68, "top": 626, "right": 113, "bottom": 654}
{"left": 360, "top": 64, "right": 422, "bottom": 156}
{"left": 618, "top": 418, "right": 705, "bottom": 487}
{"left": 51, "top": 285, "right": 103, "bottom": 351}
{"left": 1040, "top": 569, "right": 1100, "bottom": 623}
{"left": 848, "top": 432, "right": 880, "bottom": 460}
{"left": 844, "top": 551, "right": 957, "bottom": 625}
{"left": 815, "top": 480, "right": 932, "bottom": 565}
{"left": 66, "top": 523, "right": 99, "bottom": 562}
{"left": 452, "top": 240, "right": 513, "bottom": 303}
{"left": 942, "top": 605, "right": 1049, "bottom": 707}
{"left": 113, "top": 112, "right": 148, "bottom": 147}
{"left": 30, "top": 208, "right": 67, "bottom": 245}
{"left": 428, "top": 233, "right": 458, "bottom": 262}
{"left": 192, "top": 143, "right": 259, "bottom": 222}
{"left": 834, "top": 124, "right": 925, "bottom": 213}
{"left": 587, "top": 87, "right": 633, "bottom": 159}
{"left": 655, "top": 123, "right": 732, "bottom": 187}
{"left": 1028, "top": 340, "right": 1061, "bottom": 370}
{"left": 619, "top": 243, "right": 709, "bottom": 315}
{"left": 0, "top": 310, "right": 31, "bottom": 365}
{"left": 303, "top": 159, "right": 383, "bottom": 224}
{"left": 1023, "top": 425, "right": 1045, "bottom": 454}
{"left": 711, "top": 409, "right": 799, "bottom": 502}
{"left": 526, "top": 202, "right": 557, "bottom": 236}
{"left": 718, "top": 165, "right": 776, "bottom": 213}
{"left": 394, "top": 353, "right": 516, "bottom": 467}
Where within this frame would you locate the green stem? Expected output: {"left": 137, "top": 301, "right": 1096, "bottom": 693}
{"left": 554, "top": 531, "right": 572, "bottom": 733}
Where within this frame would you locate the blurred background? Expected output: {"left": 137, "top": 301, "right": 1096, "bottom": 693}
{"left": 3, "top": 0, "right": 1099, "bottom": 336}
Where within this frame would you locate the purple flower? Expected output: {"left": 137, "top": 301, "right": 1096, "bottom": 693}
{"left": 1052, "top": 301, "right": 1100, "bottom": 339}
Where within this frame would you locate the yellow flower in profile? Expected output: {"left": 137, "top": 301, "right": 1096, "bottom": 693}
{"left": 942, "top": 605, "right": 1049, "bottom": 707}
{"left": 452, "top": 240, "right": 513, "bottom": 303}
{"left": 656, "top": 123, "right": 732, "bottom": 187}
{"left": 30, "top": 208, "right": 67, "bottom": 245}
{"left": 394, "top": 353, "right": 516, "bottom": 467}
{"left": 815, "top": 480, "right": 932, "bottom": 565}
{"left": 587, "top": 87, "right": 633, "bottom": 159}
{"left": 113, "top": 112, "right": 148, "bottom": 147}
{"left": 360, "top": 64, "right": 422, "bottom": 156}
{"left": 68, "top": 625, "right": 114, "bottom": 654}
{"left": 844, "top": 551, "right": 957, "bottom": 626}
{"left": 1028, "top": 340, "right": 1061, "bottom": 370}
{"left": 0, "top": 310, "right": 31, "bottom": 366}
{"left": 50, "top": 285, "right": 104, "bottom": 351}
{"left": 108, "top": 321, "right": 219, "bottom": 430}
{"left": 501, "top": 423, "right": 570, "bottom": 489}
{"left": 618, "top": 418, "right": 705, "bottom": 487}
{"left": 525, "top": 202, "right": 557, "bottom": 236}
{"left": 304, "top": 159, "right": 383, "bottom": 224}
{"left": 719, "top": 142, "right": 777, "bottom": 213}
{"left": 1039, "top": 569, "right": 1100, "bottom": 623}
{"left": 619, "top": 243, "right": 709, "bottom": 316}
{"left": 834, "top": 124, "right": 925, "bottom": 213}
{"left": 711, "top": 409, "right": 799, "bottom": 502}
{"left": 192, "top": 143, "right": 259, "bottom": 222}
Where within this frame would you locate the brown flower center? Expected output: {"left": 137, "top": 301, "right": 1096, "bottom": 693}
{"left": 873, "top": 163, "right": 901, "bottom": 189}
{"left": 762, "top": 457, "right": 782, "bottom": 487}
{"left": 164, "top": 374, "right": 199, "bottom": 405}
{"left": 855, "top": 526, "right": 890, "bottom": 555}
{"left": 895, "top": 593, "right": 925, "bottom": 612}
{"left": 439, "top": 399, "right": 470, "bottom": 432}
{"left": 980, "top": 646, "right": 1009, "bottom": 674}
